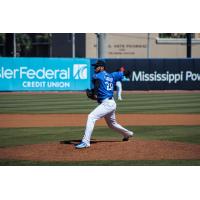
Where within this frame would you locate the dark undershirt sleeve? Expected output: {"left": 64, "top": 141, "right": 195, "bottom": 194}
{"left": 93, "top": 79, "right": 100, "bottom": 95}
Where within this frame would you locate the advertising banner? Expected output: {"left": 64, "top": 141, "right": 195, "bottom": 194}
{"left": 101, "top": 59, "right": 200, "bottom": 90}
{"left": 1, "top": 58, "right": 199, "bottom": 91}
{"left": 0, "top": 58, "right": 91, "bottom": 91}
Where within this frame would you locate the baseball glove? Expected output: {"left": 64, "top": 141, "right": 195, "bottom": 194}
{"left": 86, "top": 89, "right": 97, "bottom": 100}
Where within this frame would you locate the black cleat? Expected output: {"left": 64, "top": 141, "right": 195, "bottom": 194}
{"left": 122, "top": 132, "right": 134, "bottom": 141}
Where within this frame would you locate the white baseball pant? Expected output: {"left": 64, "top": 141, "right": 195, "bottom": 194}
{"left": 116, "top": 81, "right": 122, "bottom": 100}
{"left": 82, "top": 98, "right": 133, "bottom": 146}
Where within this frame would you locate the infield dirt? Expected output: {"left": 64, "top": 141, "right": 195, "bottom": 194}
{"left": 0, "top": 114, "right": 200, "bottom": 128}
{"left": 0, "top": 139, "right": 200, "bottom": 162}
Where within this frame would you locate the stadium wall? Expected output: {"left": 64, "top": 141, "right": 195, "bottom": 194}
{"left": 96, "top": 58, "right": 200, "bottom": 90}
{"left": 0, "top": 58, "right": 199, "bottom": 91}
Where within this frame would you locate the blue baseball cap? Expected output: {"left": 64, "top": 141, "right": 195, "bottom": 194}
{"left": 92, "top": 60, "right": 106, "bottom": 68}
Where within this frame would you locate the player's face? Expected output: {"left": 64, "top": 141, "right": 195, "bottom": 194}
{"left": 95, "top": 66, "right": 105, "bottom": 73}
{"left": 95, "top": 66, "right": 101, "bottom": 73}
{"left": 95, "top": 66, "right": 104, "bottom": 73}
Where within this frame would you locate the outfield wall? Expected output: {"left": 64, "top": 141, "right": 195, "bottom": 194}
{"left": 92, "top": 58, "right": 200, "bottom": 90}
{"left": 0, "top": 58, "right": 91, "bottom": 91}
{"left": 0, "top": 58, "right": 199, "bottom": 91}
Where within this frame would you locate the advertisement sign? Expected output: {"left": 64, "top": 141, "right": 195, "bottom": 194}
{"left": 103, "top": 59, "right": 200, "bottom": 90}
{"left": 1, "top": 58, "right": 199, "bottom": 91}
{"left": 0, "top": 58, "right": 91, "bottom": 91}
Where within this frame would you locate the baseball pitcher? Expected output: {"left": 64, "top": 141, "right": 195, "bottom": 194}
{"left": 75, "top": 60, "right": 134, "bottom": 149}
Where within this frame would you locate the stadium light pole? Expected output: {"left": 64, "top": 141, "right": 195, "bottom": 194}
{"left": 13, "top": 33, "right": 16, "bottom": 57}
{"left": 96, "top": 33, "right": 107, "bottom": 58}
{"left": 186, "top": 33, "right": 192, "bottom": 58}
{"left": 147, "top": 33, "right": 151, "bottom": 58}
{"left": 72, "top": 33, "right": 75, "bottom": 58}
{"left": 96, "top": 33, "right": 99, "bottom": 57}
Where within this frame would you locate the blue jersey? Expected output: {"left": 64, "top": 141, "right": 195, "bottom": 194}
{"left": 93, "top": 70, "right": 123, "bottom": 102}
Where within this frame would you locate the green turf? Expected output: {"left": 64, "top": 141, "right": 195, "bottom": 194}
{"left": 0, "top": 159, "right": 200, "bottom": 166}
{"left": 0, "top": 126, "right": 199, "bottom": 148}
{"left": 0, "top": 93, "right": 199, "bottom": 166}
{"left": 0, "top": 126, "right": 83, "bottom": 147}
{"left": 0, "top": 93, "right": 199, "bottom": 114}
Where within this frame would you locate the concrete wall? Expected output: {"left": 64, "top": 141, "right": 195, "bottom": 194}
{"left": 86, "top": 33, "right": 200, "bottom": 58}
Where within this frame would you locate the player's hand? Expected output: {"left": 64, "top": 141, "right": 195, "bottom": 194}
{"left": 93, "top": 95, "right": 98, "bottom": 100}
{"left": 119, "top": 66, "right": 125, "bottom": 72}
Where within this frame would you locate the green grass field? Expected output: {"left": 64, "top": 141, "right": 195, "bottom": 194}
{"left": 1, "top": 159, "right": 200, "bottom": 166}
{"left": 0, "top": 93, "right": 200, "bottom": 165}
{"left": 0, "top": 93, "right": 200, "bottom": 114}
{"left": 0, "top": 126, "right": 200, "bottom": 148}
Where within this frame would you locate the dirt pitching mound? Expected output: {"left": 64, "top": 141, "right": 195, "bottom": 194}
{"left": 0, "top": 139, "right": 200, "bottom": 162}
